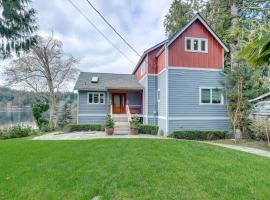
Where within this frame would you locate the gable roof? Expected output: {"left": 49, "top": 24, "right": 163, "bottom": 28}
{"left": 74, "top": 72, "right": 143, "bottom": 91}
{"left": 249, "top": 92, "right": 270, "bottom": 103}
{"left": 167, "top": 13, "right": 229, "bottom": 52}
{"left": 132, "top": 39, "right": 168, "bottom": 74}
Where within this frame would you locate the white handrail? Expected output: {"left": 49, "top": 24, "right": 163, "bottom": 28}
{"left": 126, "top": 105, "right": 132, "bottom": 122}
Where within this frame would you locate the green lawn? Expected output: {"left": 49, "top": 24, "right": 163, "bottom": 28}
{"left": 1, "top": 139, "right": 270, "bottom": 200}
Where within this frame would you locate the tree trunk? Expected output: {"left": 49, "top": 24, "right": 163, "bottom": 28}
{"left": 48, "top": 76, "right": 57, "bottom": 128}
{"left": 230, "top": 3, "right": 239, "bottom": 70}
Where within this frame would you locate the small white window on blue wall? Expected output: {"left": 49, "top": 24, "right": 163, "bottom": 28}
{"left": 88, "top": 92, "right": 105, "bottom": 104}
{"left": 200, "top": 88, "right": 223, "bottom": 105}
{"left": 185, "top": 37, "right": 208, "bottom": 53}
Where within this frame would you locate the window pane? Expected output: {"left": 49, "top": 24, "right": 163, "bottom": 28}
{"left": 186, "top": 39, "right": 191, "bottom": 50}
{"left": 193, "top": 39, "right": 199, "bottom": 50}
{"left": 89, "top": 93, "right": 93, "bottom": 103}
{"left": 93, "top": 93, "right": 99, "bottom": 103}
{"left": 201, "top": 40, "right": 206, "bottom": 51}
{"left": 212, "top": 89, "right": 222, "bottom": 104}
{"left": 201, "top": 89, "right": 211, "bottom": 103}
{"left": 100, "top": 93, "right": 104, "bottom": 104}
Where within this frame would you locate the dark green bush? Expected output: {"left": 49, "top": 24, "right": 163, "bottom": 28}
{"left": 0, "top": 125, "right": 35, "bottom": 139}
{"left": 169, "top": 130, "right": 228, "bottom": 140}
{"left": 65, "top": 124, "right": 105, "bottom": 132}
{"left": 138, "top": 124, "right": 159, "bottom": 135}
{"left": 32, "top": 103, "right": 49, "bottom": 130}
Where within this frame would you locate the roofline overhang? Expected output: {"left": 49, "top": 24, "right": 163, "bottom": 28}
{"left": 132, "top": 39, "right": 168, "bottom": 74}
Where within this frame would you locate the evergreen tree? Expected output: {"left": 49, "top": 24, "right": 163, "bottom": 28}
{"left": 57, "top": 101, "right": 72, "bottom": 128}
{"left": 0, "top": 0, "right": 38, "bottom": 58}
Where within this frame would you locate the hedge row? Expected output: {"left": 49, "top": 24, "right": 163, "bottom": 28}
{"left": 65, "top": 124, "right": 105, "bottom": 132}
{"left": 0, "top": 125, "right": 35, "bottom": 139}
{"left": 138, "top": 124, "right": 159, "bottom": 135}
{"left": 169, "top": 130, "right": 228, "bottom": 140}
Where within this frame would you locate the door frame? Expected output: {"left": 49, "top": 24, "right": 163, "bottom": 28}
{"left": 112, "top": 93, "right": 126, "bottom": 114}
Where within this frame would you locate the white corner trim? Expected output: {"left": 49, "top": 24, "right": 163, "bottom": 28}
{"left": 168, "top": 66, "right": 223, "bottom": 72}
{"left": 168, "top": 117, "right": 229, "bottom": 120}
{"left": 77, "top": 91, "right": 79, "bottom": 124}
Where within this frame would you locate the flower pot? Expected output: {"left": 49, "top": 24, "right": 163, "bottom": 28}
{"left": 130, "top": 128, "right": 139, "bottom": 135}
{"left": 105, "top": 128, "right": 114, "bottom": 135}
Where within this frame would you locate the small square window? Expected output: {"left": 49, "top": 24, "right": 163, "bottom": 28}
{"left": 193, "top": 39, "right": 199, "bottom": 51}
{"left": 201, "top": 89, "right": 211, "bottom": 103}
{"left": 186, "top": 39, "right": 191, "bottom": 50}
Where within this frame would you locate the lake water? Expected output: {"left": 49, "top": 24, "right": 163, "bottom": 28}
{"left": 0, "top": 110, "right": 36, "bottom": 129}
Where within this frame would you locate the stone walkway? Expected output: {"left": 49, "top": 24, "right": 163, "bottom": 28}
{"left": 32, "top": 131, "right": 168, "bottom": 140}
{"left": 204, "top": 142, "right": 270, "bottom": 158}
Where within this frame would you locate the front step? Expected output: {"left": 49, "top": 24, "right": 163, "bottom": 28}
{"left": 112, "top": 115, "right": 130, "bottom": 133}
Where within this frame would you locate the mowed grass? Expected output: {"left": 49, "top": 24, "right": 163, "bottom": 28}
{"left": 1, "top": 139, "right": 270, "bottom": 200}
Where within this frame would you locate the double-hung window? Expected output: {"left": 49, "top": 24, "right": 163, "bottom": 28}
{"left": 88, "top": 92, "right": 105, "bottom": 104}
{"left": 200, "top": 88, "right": 223, "bottom": 105}
{"left": 185, "top": 37, "right": 208, "bottom": 53}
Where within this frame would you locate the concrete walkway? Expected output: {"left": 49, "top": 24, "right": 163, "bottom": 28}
{"left": 32, "top": 131, "right": 167, "bottom": 140}
{"left": 204, "top": 142, "right": 270, "bottom": 158}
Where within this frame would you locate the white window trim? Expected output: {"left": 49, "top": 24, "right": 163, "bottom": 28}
{"left": 199, "top": 87, "right": 224, "bottom": 105}
{"left": 185, "top": 37, "right": 208, "bottom": 53}
{"left": 87, "top": 92, "right": 106, "bottom": 104}
{"left": 157, "top": 89, "right": 160, "bottom": 102}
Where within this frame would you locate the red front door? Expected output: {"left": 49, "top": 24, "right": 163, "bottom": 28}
{"left": 112, "top": 93, "right": 126, "bottom": 114}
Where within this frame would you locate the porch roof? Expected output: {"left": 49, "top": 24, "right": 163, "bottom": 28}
{"left": 74, "top": 72, "right": 143, "bottom": 91}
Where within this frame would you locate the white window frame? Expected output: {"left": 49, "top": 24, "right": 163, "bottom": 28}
{"left": 87, "top": 92, "right": 106, "bottom": 104}
{"left": 140, "top": 61, "right": 146, "bottom": 76}
{"left": 185, "top": 37, "right": 208, "bottom": 53}
{"left": 199, "top": 87, "right": 224, "bottom": 105}
{"left": 157, "top": 89, "right": 160, "bottom": 102}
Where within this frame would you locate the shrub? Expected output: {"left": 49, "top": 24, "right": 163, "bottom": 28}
{"left": 105, "top": 115, "right": 114, "bottom": 129}
{"left": 138, "top": 124, "right": 159, "bottom": 135}
{"left": 249, "top": 120, "right": 270, "bottom": 142}
{"left": 32, "top": 103, "right": 49, "bottom": 130}
{"left": 130, "top": 117, "right": 140, "bottom": 129}
{"left": 65, "top": 124, "right": 105, "bottom": 132}
{"left": 0, "top": 125, "right": 34, "bottom": 139}
{"left": 169, "top": 130, "right": 228, "bottom": 140}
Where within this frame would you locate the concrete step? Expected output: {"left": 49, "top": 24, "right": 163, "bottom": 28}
{"left": 114, "top": 131, "right": 130, "bottom": 135}
{"left": 115, "top": 121, "right": 129, "bottom": 126}
{"left": 115, "top": 127, "right": 130, "bottom": 131}
{"left": 113, "top": 117, "right": 128, "bottom": 122}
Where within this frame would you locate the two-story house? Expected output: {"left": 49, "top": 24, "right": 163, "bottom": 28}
{"left": 74, "top": 13, "right": 230, "bottom": 135}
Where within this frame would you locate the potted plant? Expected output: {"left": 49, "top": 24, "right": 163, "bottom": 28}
{"left": 130, "top": 116, "right": 140, "bottom": 135}
{"left": 105, "top": 115, "right": 114, "bottom": 135}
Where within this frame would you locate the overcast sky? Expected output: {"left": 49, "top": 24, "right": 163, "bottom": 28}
{"left": 33, "top": 0, "right": 171, "bottom": 73}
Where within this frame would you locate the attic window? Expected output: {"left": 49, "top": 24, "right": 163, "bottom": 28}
{"left": 91, "top": 76, "right": 99, "bottom": 83}
{"left": 185, "top": 37, "right": 208, "bottom": 53}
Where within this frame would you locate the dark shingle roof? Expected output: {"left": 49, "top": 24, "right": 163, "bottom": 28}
{"left": 74, "top": 72, "right": 143, "bottom": 91}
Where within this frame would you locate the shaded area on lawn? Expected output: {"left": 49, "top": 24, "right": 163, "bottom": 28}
{"left": 0, "top": 139, "right": 270, "bottom": 200}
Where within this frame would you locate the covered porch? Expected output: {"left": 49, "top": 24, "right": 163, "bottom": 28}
{"left": 108, "top": 89, "right": 143, "bottom": 116}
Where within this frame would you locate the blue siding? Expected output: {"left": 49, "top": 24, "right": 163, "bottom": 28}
{"left": 139, "top": 77, "right": 148, "bottom": 118}
{"left": 169, "top": 120, "right": 229, "bottom": 133}
{"left": 78, "top": 91, "right": 108, "bottom": 114}
{"left": 78, "top": 116, "right": 106, "bottom": 124}
{"left": 167, "top": 68, "right": 229, "bottom": 134}
{"left": 157, "top": 70, "right": 167, "bottom": 117}
{"left": 147, "top": 76, "right": 157, "bottom": 116}
{"left": 168, "top": 69, "right": 228, "bottom": 117}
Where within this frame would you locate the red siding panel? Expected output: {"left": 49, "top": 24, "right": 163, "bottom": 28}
{"left": 168, "top": 19, "right": 223, "bottom": 69}
{"left": 147, "top": 46, "right": 162, "bottom": 74}
{"left": 157, "top": 49, "right": 166, "bottom": 73}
